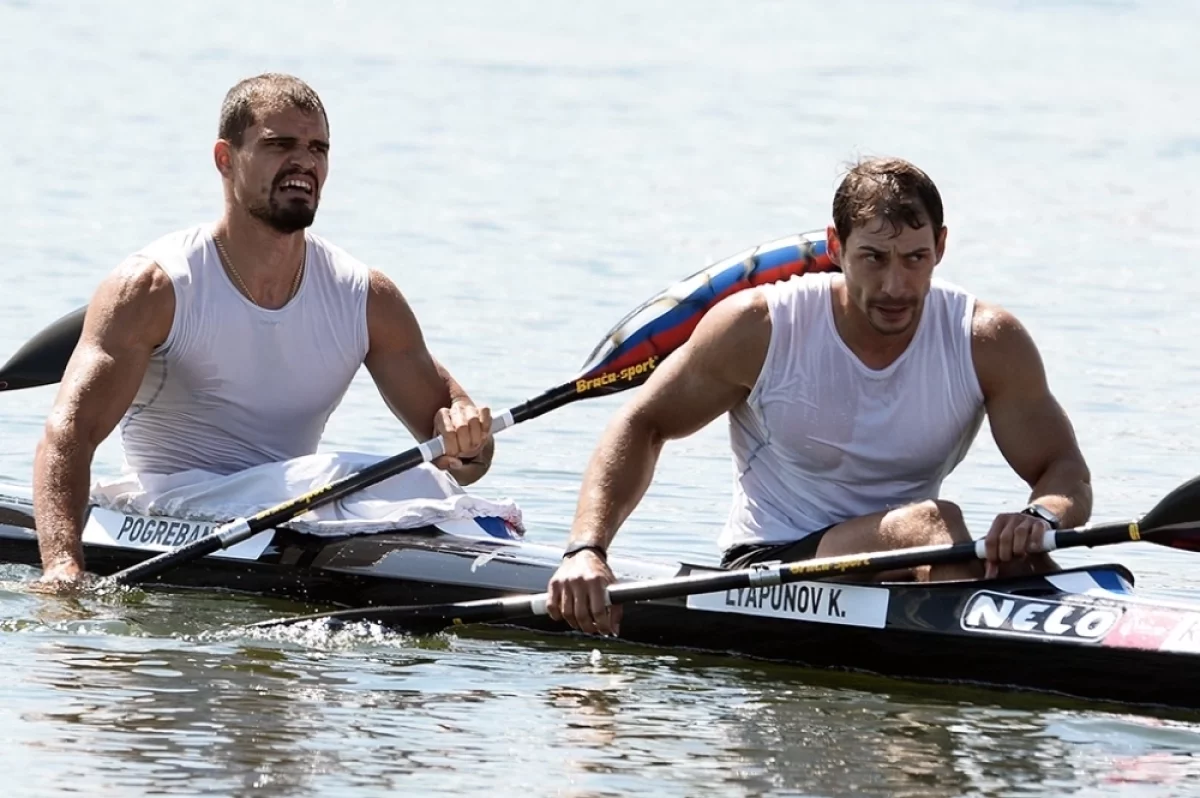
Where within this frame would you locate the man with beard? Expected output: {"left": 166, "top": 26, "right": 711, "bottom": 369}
{"left": 546, "top": 157, "right": 1093, "bottom": 637}
{"left": 32, "top": 73, "right": 494, "bottom": 589}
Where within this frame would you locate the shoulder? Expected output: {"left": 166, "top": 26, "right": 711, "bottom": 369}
{"left": 969, "top": 300, "right": 1046, "bottom": 396}
{"left": 83, "top": 254, "right": 175, "bottom": 347}
{"left": 101, "top": 254, "right": 174, "bottom": 307}
{"left": 676, "top": 286, "right": 773, "bottom": 390}
{"left": 699, "top": 285, "right": 770, "bottom": 338}
{"left": 366, "top": 267, "right": 406, "bottom": 303}
{"left": 971, "top": 300, "right": 1033, "bottom": 348}
{"left": 364, "top": 268, "right": 425, "bottom": 350}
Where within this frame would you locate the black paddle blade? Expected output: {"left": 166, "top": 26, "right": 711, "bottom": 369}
{"left": 0, "top": 305, "right": 86, "bottom": 391}
{"left": 1140, "top": 476, "right": 1200, "bottom": 550}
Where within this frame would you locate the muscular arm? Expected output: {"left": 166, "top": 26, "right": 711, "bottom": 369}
{"left": 363, "top": 269, "right": 493, "bottom": 485}
{"left": 973, "top": 302, "right": 1092, "bottom": 527}
{"left": 33, "top": 258, "right": 174, "bottom": 582}
{"left": 567, "top": 288, "right": 772, "bottom": 550}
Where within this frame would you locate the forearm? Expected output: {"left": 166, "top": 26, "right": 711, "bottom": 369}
{"left": 1028, "top": 457, "right": 1092, "bottom": 528}
{"left": 568, "top": 411, "right": 664, "bottom": 550}
{"left": 32, "top": 427, "right": 94, "bottom": 573}
{"left": 436, "top": 359, "right": 473, "bottom": 407}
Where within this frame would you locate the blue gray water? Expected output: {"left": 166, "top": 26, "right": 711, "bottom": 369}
{"left": 3, "top": 1, "right": 1200, "bottom": 795}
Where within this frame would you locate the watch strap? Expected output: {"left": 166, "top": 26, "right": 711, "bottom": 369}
{"left": 1020, "top": 503, "right": 1061, "bottom": 529}
{"left": 562, "top": 542, "right": 608, "bottom": 562}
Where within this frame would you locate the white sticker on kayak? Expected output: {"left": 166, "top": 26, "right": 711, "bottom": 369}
{"left": 960, "top": 590, "right": 1121, "bottom": 643}
{"left": 82, "top": 507, "right": 272, "bottom": 561}
{"left": 686, "top": 581, "right": 889, "bottom": 629}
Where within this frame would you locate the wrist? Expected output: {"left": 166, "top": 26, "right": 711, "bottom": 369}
{"left": 42, "top": 557, "right": 84, "bottom": 579}
{"left": 1020, "top": 503, "right": 1061, "bottom": 530}
{"left": 562, "top": 541, "right": 608, "bottom": 563}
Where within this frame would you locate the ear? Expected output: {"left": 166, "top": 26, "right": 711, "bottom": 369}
{"left": 213, "top": 140, "right": 233, "bottom": 178}
{"left": 825, "top": 225, "right": 842, "bottom": 267}
{"left": 933, "top": 226, "right": 948, "bottom": 266}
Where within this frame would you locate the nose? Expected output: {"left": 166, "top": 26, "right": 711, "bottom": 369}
{"left": 288, "top": 148, "right": 318, "bottom": 173}
{"left": 880, "top": 260, "right": 906, "bottom": 297}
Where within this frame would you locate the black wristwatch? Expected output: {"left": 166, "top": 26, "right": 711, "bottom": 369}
{"left": 562, "top": 542, "right": 608, "bottom": 563}
{"left": 1020, "top": 503, "right": 1061, "bottom": 529}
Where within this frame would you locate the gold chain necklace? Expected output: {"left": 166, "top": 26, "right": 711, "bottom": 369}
{"left": 213, "top": 233, "right": 304, "bottom": 306}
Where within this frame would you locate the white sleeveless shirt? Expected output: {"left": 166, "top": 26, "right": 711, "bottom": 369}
{"left": 720, "top": 272, "right": 985, "bottom": 550}
{"left": 120, "top": 225, "right": 370, "bottom": 476}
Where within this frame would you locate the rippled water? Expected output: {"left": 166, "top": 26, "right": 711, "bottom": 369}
{"left": 3, "top": 0, "right": 1200, "bottom": 795}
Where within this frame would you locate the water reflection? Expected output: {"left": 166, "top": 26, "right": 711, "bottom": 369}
{"left": 17, "top": 640, "right": 359, "bottom": 795}
{"left": 663, "top": 659, "right": 1200, "bottom": 797}
{"left": 475, "top": 632, "right": 1200, "bottom": 798}
{"left": 5, "top": 586, "right": 462, "bottom": 796}
{"left": 3, "top": 598, "right": 1200, "bottom": 797}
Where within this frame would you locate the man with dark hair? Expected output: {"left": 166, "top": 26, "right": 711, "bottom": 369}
{"left": 546, "top": 156, "right": 1092, "bottom": 637}
{"left": 32, "top": 73, "right": 494, "bottom": 590}
{"left": 218, "top": 73, "right": 329, "bottom": 148}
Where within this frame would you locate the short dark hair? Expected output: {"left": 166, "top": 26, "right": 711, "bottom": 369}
{"left": 218, "top": 73, "right": 328, "bottom": 147}
{"left": 832, "top": 157, "right": 944, "bottom": 242}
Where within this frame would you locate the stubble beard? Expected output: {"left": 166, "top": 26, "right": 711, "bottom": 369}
{"left": 248, "top": 194, "right": 317, "bottom": 234}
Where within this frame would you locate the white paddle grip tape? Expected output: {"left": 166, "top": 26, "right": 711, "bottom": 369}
{"left": 971, "top": 533, "right": 1059, "bottom": 557}
{"left": 217, "top": 518, "right": 252, "bottom": 546}
{"left": 418, "top": 438, "right": 446, "bottom": 462}
{"left": 492, "top": 411, "right": 515, "bottom": 434}
{"left": 529, "top": 595, "right": 549, "bottom": 616}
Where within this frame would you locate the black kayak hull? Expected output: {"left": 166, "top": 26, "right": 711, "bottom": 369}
{"left": 2, "top": 490, "right": 1199, "bottom": 712}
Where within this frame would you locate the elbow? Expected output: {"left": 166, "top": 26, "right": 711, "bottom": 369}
{"left": 37, "top": 415, "right": 70, "bottom": 460}
{"left": 1047, "top": 447, "right": 1090, "bottom": 487}
{"left": 37, "top": 411, "right": 94, "bottom": 467}
{"left": 1068, "top": 454, "right": 1092, "bottom": 495}
{"left": 1054, "top": 455, "right": 1093, "bottom": 522}
{"left": 616, "top": 404, "right": 669, "bottom": 455}
{"left": 1077, "top": 463, "right": 1094, "bottom": 512}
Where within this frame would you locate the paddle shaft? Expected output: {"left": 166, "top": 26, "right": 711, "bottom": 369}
{"left": 257, "top": 517, "right": 1152, "bottom": 630}
{"left": 590, "top": 519, "right": 1143, "bottom": 607}
{"left": 109, "top": 382, "right": 592, "bottom": 585}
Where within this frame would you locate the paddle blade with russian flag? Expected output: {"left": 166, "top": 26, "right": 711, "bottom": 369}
{"left": 569, "top": 230, "right": 837, "bottom": 399}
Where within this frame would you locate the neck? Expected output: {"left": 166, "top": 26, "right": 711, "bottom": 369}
{"left": 212, "top": 210, "right": 306, "bottom": 308}
{"left": 831, "top": 279, "right": 922, "bottom": 370}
